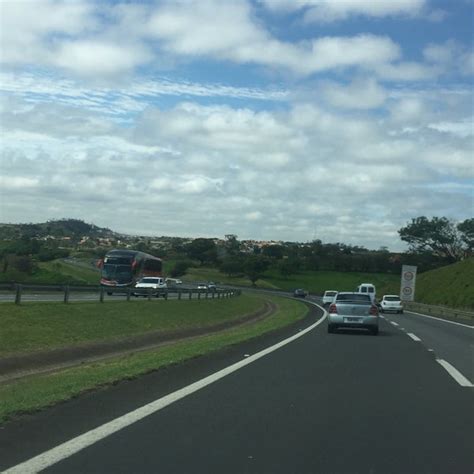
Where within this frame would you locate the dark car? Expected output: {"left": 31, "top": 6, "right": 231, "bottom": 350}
{"left": 293, "top": 288, "right": 307, "bottom": 298}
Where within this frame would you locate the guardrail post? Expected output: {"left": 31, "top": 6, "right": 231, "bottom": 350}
{"left": 198, "top": 290, "right": 201, "bottom": 300}
{"left": 217, "top": 291, "right": 221, "bottom": 299}
{"left": 212, "top": 290, "right": 215, "bottom": 299}
{"left": 164, "top": 289, "right": 168, "bottom": 300}
{"left": 63, "top": 285, "right": 70, "bottom": 304}
{"left": 148, "top": 288, "right": 152, "bottom": 301}
{"left": 100, "top": 287, "right": 105, "bottom": 303}
{"left": 205, "top": 289, "right": 209, "bottom": 299}
{"left": 178, "top": 290, "right": 182, "bottom": 300}
{"left": 189, "top": 290, "right": 192, "bottom": 300}
{"left": 15, "top": 284, "right": 22, "bottom": 305}
{"left": 126, "top": 288, "right": 131, "bottom": 302}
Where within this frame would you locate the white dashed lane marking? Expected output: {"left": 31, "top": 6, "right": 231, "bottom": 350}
{"left": 436, "top": 359, "right": 473, "bottom": 388}
{"left": 407, "top": 333, "right": 421, "bottom": 342}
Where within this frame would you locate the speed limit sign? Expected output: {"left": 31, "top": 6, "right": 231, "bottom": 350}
{"left": 400, "top": 265, "right": 417, "bottom": 301}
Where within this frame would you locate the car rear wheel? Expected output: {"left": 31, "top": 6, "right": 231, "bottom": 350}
{"left": 327, "top": 324, "right": 336, "bottom": 334}
{"left": 371, "top": 327, "right": 379, "bottom": 336}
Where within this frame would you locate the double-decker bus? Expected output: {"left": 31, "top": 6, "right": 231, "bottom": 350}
{"left": 97, "top": 249, "right": 163, "bottom": 290}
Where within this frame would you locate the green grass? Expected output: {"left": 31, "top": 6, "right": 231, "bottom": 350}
{"left": 0, "top": 295, "right": 308, "bottom": 423}
{"left": 0, "top": 294, "right": 267, "bottom": 357}
{"left": 414, "top": 258, "right": 474, "bottom": 309}
{"left": 0, "top": 258, "right": 99, "bottom": 285}
{"left": 185, "top": 266, "right": 399, "bottom": 295}
{"left": 262, "top": 269, "right": 400, "bottom": 295}
{"left": 184, "top": 266, "right": 280, "bottom": 288}
{"left": 38, "top": 259, "right": 99, "bottom": 285}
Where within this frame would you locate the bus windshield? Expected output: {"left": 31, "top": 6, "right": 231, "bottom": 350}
{"left": 102, "top": 264, "right": 133, "bottom": 282}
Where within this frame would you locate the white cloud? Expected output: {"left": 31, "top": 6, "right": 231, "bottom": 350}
{"left": 261, "top": 0, "right": 426, "bottom": 21}
{"left": 428, "top": 121, "right": 473, "bottom": 138}
{"left": 423, "top": 40, "right": 474, "bottom": 77}
{"left": 145, "top": 1, "right": 401, "bottom": 76}
{"left": 320, "top": 78, "right": 387, "bottom": 109}
{"left": 52, "top": 40, "right": 152, "bottom": 76}
{"left": 0, "top": 0, "right": 97, "bottom": 64}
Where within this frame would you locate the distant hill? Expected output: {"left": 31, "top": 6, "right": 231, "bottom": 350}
{"left": 0, "top": 219, "right": 117, "bottom": 241}
{"left": 415, "top": 258, "right": 473, "bottom": 309}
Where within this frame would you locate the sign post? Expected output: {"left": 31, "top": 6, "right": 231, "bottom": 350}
{"left": 400, "top": 265, "right": 417, "bottom": 302}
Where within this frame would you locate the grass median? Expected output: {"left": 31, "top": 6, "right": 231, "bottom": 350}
{"left": 1, "top": 294, "right": 266, "bottom": 357}
{"left": 0, "top": 295, "right": 309, "bottom": 423}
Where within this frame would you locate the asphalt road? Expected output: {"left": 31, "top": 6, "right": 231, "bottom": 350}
{"left": 381, "top": 309, "right": 473, "bottom": 382}
{"left": 1, "top": 300, "right": 472, "bottom": 474}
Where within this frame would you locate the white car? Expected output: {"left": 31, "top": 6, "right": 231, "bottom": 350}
{"left": 322, "top": 290, "right": 338, "bottom": 306}
{"left": 133, "top": 277, "right": 167, "bottom": 297}
{"left": 380, "top": 295, "right": 404, "bottom": 314}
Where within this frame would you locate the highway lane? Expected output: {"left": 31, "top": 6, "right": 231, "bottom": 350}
{"left": 1, "top": 305, "right": 472, "bottom": 474}
{"left": 381, "top": 310, "right": 473, "bottom": 384}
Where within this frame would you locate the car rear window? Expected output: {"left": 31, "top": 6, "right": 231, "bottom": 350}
{"left": 385, "top": 296, "right": 400, "bottom": 301}
{"left": 325, "top": 291, "right": 337, "bottom": 296}
{"left": 336, "top": 293, "right": 371, "bottom": 303}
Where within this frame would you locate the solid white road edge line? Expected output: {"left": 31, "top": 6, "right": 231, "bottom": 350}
{"left": 406, "top": 310, "right": 473, "bottom": 329}
{"left": 2, "top": 303, "right": 327, "bottom": 474}
{"left": 436, "top": 359, "right": 473, "bottom": 388}
{"left": 407, "top": 333, "right": 421, "bottom": 342}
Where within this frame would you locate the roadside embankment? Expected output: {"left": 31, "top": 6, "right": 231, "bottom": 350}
{"left": 0, "top": 294, "right": 312, "bottom": 423}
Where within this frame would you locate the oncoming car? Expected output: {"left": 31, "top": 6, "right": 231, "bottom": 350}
{"left": 380, "top": 295, "right": 404, "bottom": 314}
{"left": 327, "top": 292, "right": 379, "bottom": 335}
{"left": 293, "top": 288, "right": 308, "bottom": 298}
{"left": 133, "top": 277, "right": 167, "bottom": 297}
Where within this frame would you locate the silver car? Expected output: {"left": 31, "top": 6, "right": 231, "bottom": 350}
{"left": 380, "top": 295, "right": 404, "bottom": 314}
{"left": 327, "top": 292, "right": 379, "bottom": 335}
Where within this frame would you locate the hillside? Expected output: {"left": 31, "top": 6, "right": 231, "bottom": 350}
{"left": 415, "top": 258, "right": 474, "bottom": 309}
{"left": 0, "top": 219, "right": 116, "bottom": 241}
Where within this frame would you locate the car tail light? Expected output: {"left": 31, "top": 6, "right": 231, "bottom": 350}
{"left": 329, "top": 304, "right": 337, "bottom": 314}
{"left": 370, "top": 305, "right": 378, "bottom": 316}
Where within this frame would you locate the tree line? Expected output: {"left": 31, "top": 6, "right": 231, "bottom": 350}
{"left": 1, "top": 216, "right": 472, "bottom": 282}
{"left": 163, "top": 216, "right": 473, "bottom": 284}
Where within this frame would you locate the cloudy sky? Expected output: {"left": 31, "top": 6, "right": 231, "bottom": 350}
{"left": 0, "top": 0, "right": 472, "bottom": 250}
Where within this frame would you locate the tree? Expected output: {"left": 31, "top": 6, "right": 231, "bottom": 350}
{"left": 186, "top": 238, "right": 217, "bottom": 265}
{"left": 10, "top": 256, "right": 35, "bottom": 274}
{"left": 457, "top": 218, "right": 474, "bottom": 255}
{"left": 169, "top": 260, "right": 192, "bottom": 278}
{"left": 243, "top": 255, "right": 270, "bottom": 286}
{"left": 278, "top": 258, "right": 299, "bottom": 279}
{"left": 262, "top": 245, "right": 284, "bottom": 259}
{"left": 398, "top": 216, "right": 467, "bottom": 262}
{"left": 219, "top": 257, "right": 243, "bottom": 277}
{"left": 224, "top": 234, "right": 241, "bottom": 256}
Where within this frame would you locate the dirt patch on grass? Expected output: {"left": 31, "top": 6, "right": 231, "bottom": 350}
{"left": 0, "top": 300, "right": 278, "bottom": 384}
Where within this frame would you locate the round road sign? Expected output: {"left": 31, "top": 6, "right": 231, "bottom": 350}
{"left": 403, "top": 271, "right": 414, "bottom": 281}
{"left": 402, "top": 287, "right": 413, "bottom": 296}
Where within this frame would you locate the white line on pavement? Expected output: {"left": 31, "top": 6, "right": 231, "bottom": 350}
{"left": 2, "top": 303, "right": 327, "bottom": 474}
{"left": 406, "top": 310, "right": 473, "bottom": 329}
{"left": 407, "top": 333, "right": 421, "bottom": 342}
{"left": 436, "top": 359, "right": 473, "bottom": 387}
{"left": 390, "top": 321, "right": 399, "bottom": 327}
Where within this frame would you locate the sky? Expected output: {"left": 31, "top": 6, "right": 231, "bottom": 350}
{"left": 0, "top": 0, "right": 473, "bottom": 251}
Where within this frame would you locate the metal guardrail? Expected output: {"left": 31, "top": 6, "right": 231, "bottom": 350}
{"left": 0, "top": 283, "right": 241, "bottom": 305}
{"left": 405, "top": 301, "right": 474, "bottom": 321}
